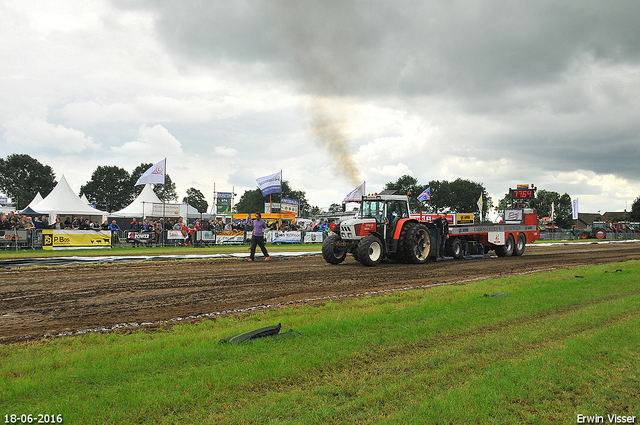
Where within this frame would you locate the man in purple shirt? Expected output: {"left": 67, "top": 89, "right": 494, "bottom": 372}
{"left": 248, "top": 212, "right": 270, "bottom": 261}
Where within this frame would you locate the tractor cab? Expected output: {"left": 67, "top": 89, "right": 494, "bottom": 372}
{"left": 358, "top": 191, "right": 411, "bottom": 241}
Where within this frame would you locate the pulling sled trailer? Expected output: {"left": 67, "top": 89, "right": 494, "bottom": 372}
{"left": 448, "top": 185, "right": 540, "bottom": 258}
{"left": 322, "top": 185, "right": 540, "bottom": 266}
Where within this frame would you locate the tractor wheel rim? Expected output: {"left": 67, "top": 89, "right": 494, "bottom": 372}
{"left": 415, "top": 230, "right": 429, "bottom": 260}
{"left": 369, "top": 242, "right": 381, "bottom": 261}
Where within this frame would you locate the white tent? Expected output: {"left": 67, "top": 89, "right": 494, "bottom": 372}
{"left": 111, "top": 184, "right": 211, "bottom": 220}
{"left": 111, "top": 184, "right": 162, "bottom": 218}
{"left": 80, "top": 193, "right": 90, "bottom": 205}
{"left": 27, "top": 192, "right": 44, "bottom": 208}
{"left": 31, "top": 175, "right": 107, "bottom": 222}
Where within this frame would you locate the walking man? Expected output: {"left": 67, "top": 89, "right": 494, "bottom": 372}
{"left": 248, "top": 212, "right": 270, "bottom": 261}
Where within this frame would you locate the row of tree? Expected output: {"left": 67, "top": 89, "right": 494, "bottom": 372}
{"left": 0, "top": 154, "right": 209, "bottom": 213}
{"left": 3, "top": 154, "right": 640, "bottom": 223}
{"left": 234, "top": 181, "right": 320, "bottom": 217}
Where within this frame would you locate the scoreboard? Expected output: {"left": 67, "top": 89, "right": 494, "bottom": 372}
{"left": 510, "top": 185, "right": 536, "bottom": 200}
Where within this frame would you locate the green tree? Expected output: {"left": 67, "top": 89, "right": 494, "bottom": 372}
{"left": 0, "top": 154, "right": 56, "bottom": 209}
{"left": 384, "top": 175, "right": 427, "bottom": 213}
{"left": 629, "top": 196, "right": 640, "bottom": 222}
{"left": 235, "top": 181, "right": 319, "bottom": 218}
{"left": 423, "top": 179, "right": 492, "bottom": 218}
{"left": 328, "top": 203, "right": 342, "bottom": 213}
{"left": 445, "top": 178, "right": 492, "bottom": 217}
{"left": 535, "top": 190, "right": 573, "bottom": 229}
{"left": 183, "top": 187, "right": 208, "bottom": 213}
{"left": 235, "top": 188, "right": 264, "bottom": 214}
{"left": 80, "top": 166, "right": 133, "bottom": 212}
{"left": 497, "top": 192, "right": 512, "bottom": 212}
{"left": 130, "top": 163, "right": 178, "bottom": 202}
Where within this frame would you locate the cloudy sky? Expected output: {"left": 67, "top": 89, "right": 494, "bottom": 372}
{"left": 2, "top": 0, "right": 640, "bottom": 216}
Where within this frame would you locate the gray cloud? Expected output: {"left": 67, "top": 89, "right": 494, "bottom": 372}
{"left": 118, "top": 0, "right": 640, "bottom": 97}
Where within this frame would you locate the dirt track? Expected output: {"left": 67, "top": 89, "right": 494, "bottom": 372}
{"left": 2, "top": 242, "right": 640, "bottom": 344}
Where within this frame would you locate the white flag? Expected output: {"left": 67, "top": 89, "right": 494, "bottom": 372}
{"left": 344, "top": 183, "right": 364, "bottom": 202}
{"left": 551, "top": 201, "right": 555, "bottom": 219}
{"left": 135, "top": 159, "right": 166, "bottom": 186}
{"left": 256, "top": 171, "right": 282, "bottom": 196}
{"left": 571, "top": 198, "right": 579, "bottom": 220}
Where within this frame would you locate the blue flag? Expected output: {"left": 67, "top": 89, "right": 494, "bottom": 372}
{"left": 417, "top": 188, "right": 431, "bottom": 201}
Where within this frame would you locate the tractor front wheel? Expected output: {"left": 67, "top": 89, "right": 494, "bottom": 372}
{"left": 356, "top": 235, "right": 383, "bottom": 266}
{"left": 322, "top": 233, "right": 347, "bottom": 264}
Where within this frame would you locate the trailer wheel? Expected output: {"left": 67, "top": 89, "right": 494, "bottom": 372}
{"left": 356, "top": 235, "right": 383, "bottom": 266}
{"left": 514, "top": 233, "right": 526, "bottom": 256}
{"left": 447, "top": 238, "right": 464, "bottom": 259}
{"left": 322, "top": 233, "right": 347, "bottom": 264}
{"left": 495, "top": 234, "right": 515, "bottom": 257}
{"left": 595, "top": 229, "right": 606, "bottom": 239}
{"left": 398, "top": 222, "right": 431, "bottom": 264}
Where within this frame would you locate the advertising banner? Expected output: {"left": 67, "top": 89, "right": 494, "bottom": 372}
{"left": 455, "top": 214, "right": 474, "bottom": 225}
{"left": 0, "top": 230, "right": 28, "bottom": 248}
{"left": 281, "top": 198, "right": 299, "bottom": 215}
{"left": 150, "top": 203, "right": 181, "bottom": 217}
{"left": 216, "top": 234, "right": 245, "bottom": 245}
{"left": 167, "top": 230, "right": 185, "bottom": 240}
{"left": 503, "top": 209, "right": 524, "bottom": 225}
{"left": 216, "top": 197, "right": 231, "bottom": 214}
{"left": 411, "top": 214, "right": 455, "bottom": 223}
{"left": 197, "top": 231, "right": 217, "bottom": 242}
{"left": 303, "top": 232, "right": 324, "bottom": 243}
{"left": 488, "top": 232, "right": 505, "bottom": 246}
{"left": 271, "top": 231, "right": 302, "bottom": 244}
{"left": 42, "top": 230, "right": 111, "bottom": 250}
{"left": 126, "top": 231, "right": 154, "bottom": 243}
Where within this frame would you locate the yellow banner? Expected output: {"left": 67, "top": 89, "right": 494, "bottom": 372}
{"left": 456, "top": 214, "right": 474, "bottom": 225}
{"left": 43, "top": 230, "right": 111, "bottom": 250}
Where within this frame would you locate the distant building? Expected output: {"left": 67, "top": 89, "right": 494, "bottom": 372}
{"left": 576, "top": 211, "right": 630, "bottom": 229}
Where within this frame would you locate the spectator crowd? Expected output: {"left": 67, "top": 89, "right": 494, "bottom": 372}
{"left": 1, "top": 210, "right": 335, "bottom": 249}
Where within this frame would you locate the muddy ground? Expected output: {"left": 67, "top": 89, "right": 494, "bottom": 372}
{"left": 1, "top": 242, "right": 640, "bottom": 344}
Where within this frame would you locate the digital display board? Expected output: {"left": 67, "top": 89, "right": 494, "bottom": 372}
{"left": 510, "top": 189, "right": 535, "bottom": 200}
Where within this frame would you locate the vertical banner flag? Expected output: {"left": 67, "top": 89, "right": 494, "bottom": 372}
{"left": 572, "top": 198, "right": 579, "bottom": 220}
{"left": 417, "top": 187, "right": 431, "bottom": 201}
{"left": 135, "top": 159, "right": 166, "bottom": 186}
{"left": 344, "top": 183, "right": 364, "bottom": 202}
{"left": 551, "top": 201, "right": 555, "bottom": 220}
{"left": 256, "top": 171, "right": 282, "bottom": 196}
{"left": 477, "top": 193, "right": 483, "bottom": 212}
{"left": 216, "top": 192, "right": 233, "bottom": 214}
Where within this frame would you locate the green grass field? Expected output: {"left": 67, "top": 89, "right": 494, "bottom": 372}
{"left": 2, "top": 262, "right": 639, "bottom": 424}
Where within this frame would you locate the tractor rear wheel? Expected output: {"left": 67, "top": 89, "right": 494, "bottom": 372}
{"left": 514, "top": 233, "right": 526, "bottom": 256}
{"left": 398, "top": 222, "right": 431, "bottom": 264}
{"left": 595, "top": 229, "right": 606, "bottom": 239}
{"left": 322, "top": 233, "right": 347, "bottom": 264}
{"left": 356, "top": 235, "right": 383, "bottom": 266}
